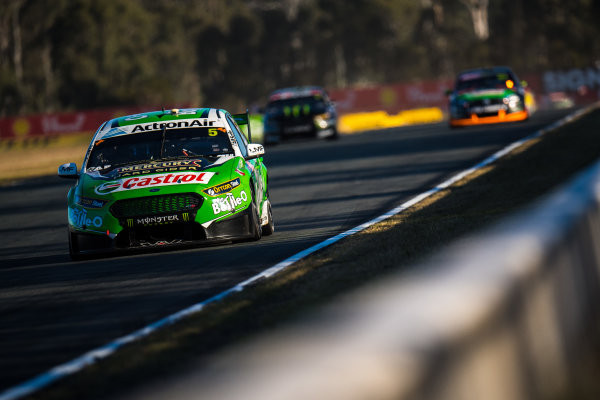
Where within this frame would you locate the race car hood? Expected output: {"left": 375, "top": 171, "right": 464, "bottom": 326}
{"left": 78, "top": 155, "right": 239, "bottom": 201}
{"left": 455, "top": 89, "right": 515, "bottom": 102}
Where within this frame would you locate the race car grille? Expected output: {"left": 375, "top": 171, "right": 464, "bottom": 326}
{"left": 110, "top": 193, "right": 203, "bottom": 218}
{"left": 469, "top": 98, "right": 503, "bottom": 107}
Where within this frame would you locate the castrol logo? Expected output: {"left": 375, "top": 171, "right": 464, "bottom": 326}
{"left": 95, "top": 171, "right": 215, "bottom": 195}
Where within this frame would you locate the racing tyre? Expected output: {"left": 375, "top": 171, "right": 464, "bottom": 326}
{"left": 262, "top": 200, "right": 274, "bottom": 236}
{"left": 250, "top": 201, "right": 262, "bottom": 240}
{"left": 326, "top": 127, "right": 339, "bottom": 141}
{"left": 249, "top": 188, "right": 262, "bottom": 241}
{"left": 68, "top": 231, "right": 84, "bottom": 261}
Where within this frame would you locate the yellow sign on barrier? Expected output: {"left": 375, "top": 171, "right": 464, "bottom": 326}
{"left": 339, "top": 107, "right": 444, "bottom": 133}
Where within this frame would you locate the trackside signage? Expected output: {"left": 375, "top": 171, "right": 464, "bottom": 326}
{"left": 94, "top": 171, "right": 215, "bottom": 195}
{"left": 0, "top": 106, "right": 161, "bottom": 141}
{"left": 543, "top": 67, "right": 600, "bottom": 92}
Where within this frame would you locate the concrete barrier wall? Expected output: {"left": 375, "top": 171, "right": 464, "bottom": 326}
{"left": 136, "top": 159, "right": 600, "bottom": 400}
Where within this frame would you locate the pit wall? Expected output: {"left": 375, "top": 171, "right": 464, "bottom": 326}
{"left": 157, "top": 158, "right": 600, "bottom": 400}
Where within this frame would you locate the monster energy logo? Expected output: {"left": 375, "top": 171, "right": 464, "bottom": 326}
{"left": 125, "top": 213, "right": 191, "bottom": 227}
{"left": 283, "top": 104, "right": 311, "bottom": 117}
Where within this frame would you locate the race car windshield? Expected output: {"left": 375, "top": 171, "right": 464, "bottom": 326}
{"left": 87, "top": 127, "right": 233, "bottom": 171}
{"left": 455, "top": 75, "right": 510, "bottom": 92}
{"left": 266, "top": 96, "right": 327, "bottom": 116}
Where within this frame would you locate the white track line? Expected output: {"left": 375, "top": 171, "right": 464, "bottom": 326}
{"left": 0, "top": 106, "right": 592, "bottom": 400}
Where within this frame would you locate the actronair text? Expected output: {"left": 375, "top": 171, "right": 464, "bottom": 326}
{"left": 131, "top": 119, "right": 216, "bottom": 133}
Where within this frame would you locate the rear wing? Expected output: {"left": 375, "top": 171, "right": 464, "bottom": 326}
{"left": 232, "top": 110, "right": 251, "bottom": 142}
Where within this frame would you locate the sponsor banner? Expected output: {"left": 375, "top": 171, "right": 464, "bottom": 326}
{"left": 203, "top": 178, "right": 241, "bottom": 197}
{"left": 212, "top": 191, "right": 248, "bottom": 214}
{"left": 98, "top": 119, "right": 226, "bottom": 141}
{"left": 69, "top": 207, "right": 103, "bottom": 228}
{"left": 329, "top": 70, "right": 599, "bottom": 115}
{"left": 329, "top": 80, "right": 454, "bottom": 114}
{"left": 95, "top": 171, "right": 215, "bottom": 195}
{"left": 126, "top": 212, "right": 191, "bottom": 227}
{"left": 542, "top": 67, "right": 600, "bottom": 93}
{"left": 538, "top": 67, "right": 600, "bottom": 106}
{"left": 3, "top": 67, "right": 599, "bottom": 142}
{"left": 75, "top": 195, "right": 108, "bottom": 209}
{"left": 0, "top": 105, "right": 189, "bottom": 141}
{"left": 116, "top": 159, "right": 205, "bottom": 178}
{"left": 129, "top": 119, "right": 215, "bottom": 133}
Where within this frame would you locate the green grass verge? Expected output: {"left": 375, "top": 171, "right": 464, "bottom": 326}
{"left": 29, "top": 107, "right": 600, "bottom": 400}
{"left": 0, "top": 133, "right": 92, "bottom": 185}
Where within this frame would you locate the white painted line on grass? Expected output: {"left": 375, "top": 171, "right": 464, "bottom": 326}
{"left": 0, "top": 106, "right": 593, "bottom": 400}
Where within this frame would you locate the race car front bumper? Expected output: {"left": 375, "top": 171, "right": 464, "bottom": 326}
{"left": 449, "top": 109, "right": 528, "bottom": 127}
{"left": 68, "top": 205, "right": 257, "bottom": 257}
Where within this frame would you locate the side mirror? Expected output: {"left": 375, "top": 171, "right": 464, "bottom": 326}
{"left": 246, "top": 143, "right": 265, "bottom": 160}
{"left": 58, "top": 162, "right": 78, "bottom": 179}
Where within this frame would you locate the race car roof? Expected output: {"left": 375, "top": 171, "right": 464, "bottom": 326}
{"left": 95, "top": 108, "right": 228, "bottom": 140}
{"left": 268, "top": 86, "right": 327, "bottom": 102}
{"left": 457, "top": 66, "right": 514, "bottom": 81}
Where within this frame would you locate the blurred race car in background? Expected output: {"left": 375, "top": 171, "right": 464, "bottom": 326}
{"left": 448, "top": 66, "right": 533, "bottom": 127}
{"left": 263, "top": 86, "right": 338, "bottom": 144}
{"left": 58, "top": 108, "right": 273, "bottom": 259}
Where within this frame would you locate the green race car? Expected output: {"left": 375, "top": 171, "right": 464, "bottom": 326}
{"left": 58, "top": 108, "right": 273, "bottom": 259}
{"left": 448, "top": 66, "right": 529, "bottom": 127}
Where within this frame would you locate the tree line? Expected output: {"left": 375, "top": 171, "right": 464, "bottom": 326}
{"left": 1, "top": 0, "right": 598, "bottom": 117}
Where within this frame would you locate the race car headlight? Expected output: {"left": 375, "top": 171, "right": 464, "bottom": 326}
{"left": 503, "top": 95, "right": 521, "bottom": 110}
{"left": 450, "top": 100, "right": 469, "bottom": 117}
{"left": 314, "top": 113, "right": 331, "bottom": 129}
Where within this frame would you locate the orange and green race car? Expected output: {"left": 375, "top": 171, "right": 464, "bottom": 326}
{"left": 448, "top": 66, "right": 530, "bottom": 127}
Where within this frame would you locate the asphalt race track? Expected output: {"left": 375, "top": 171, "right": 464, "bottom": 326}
{"left": 0, "top": 109, "right": 575, "bottom": 393}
